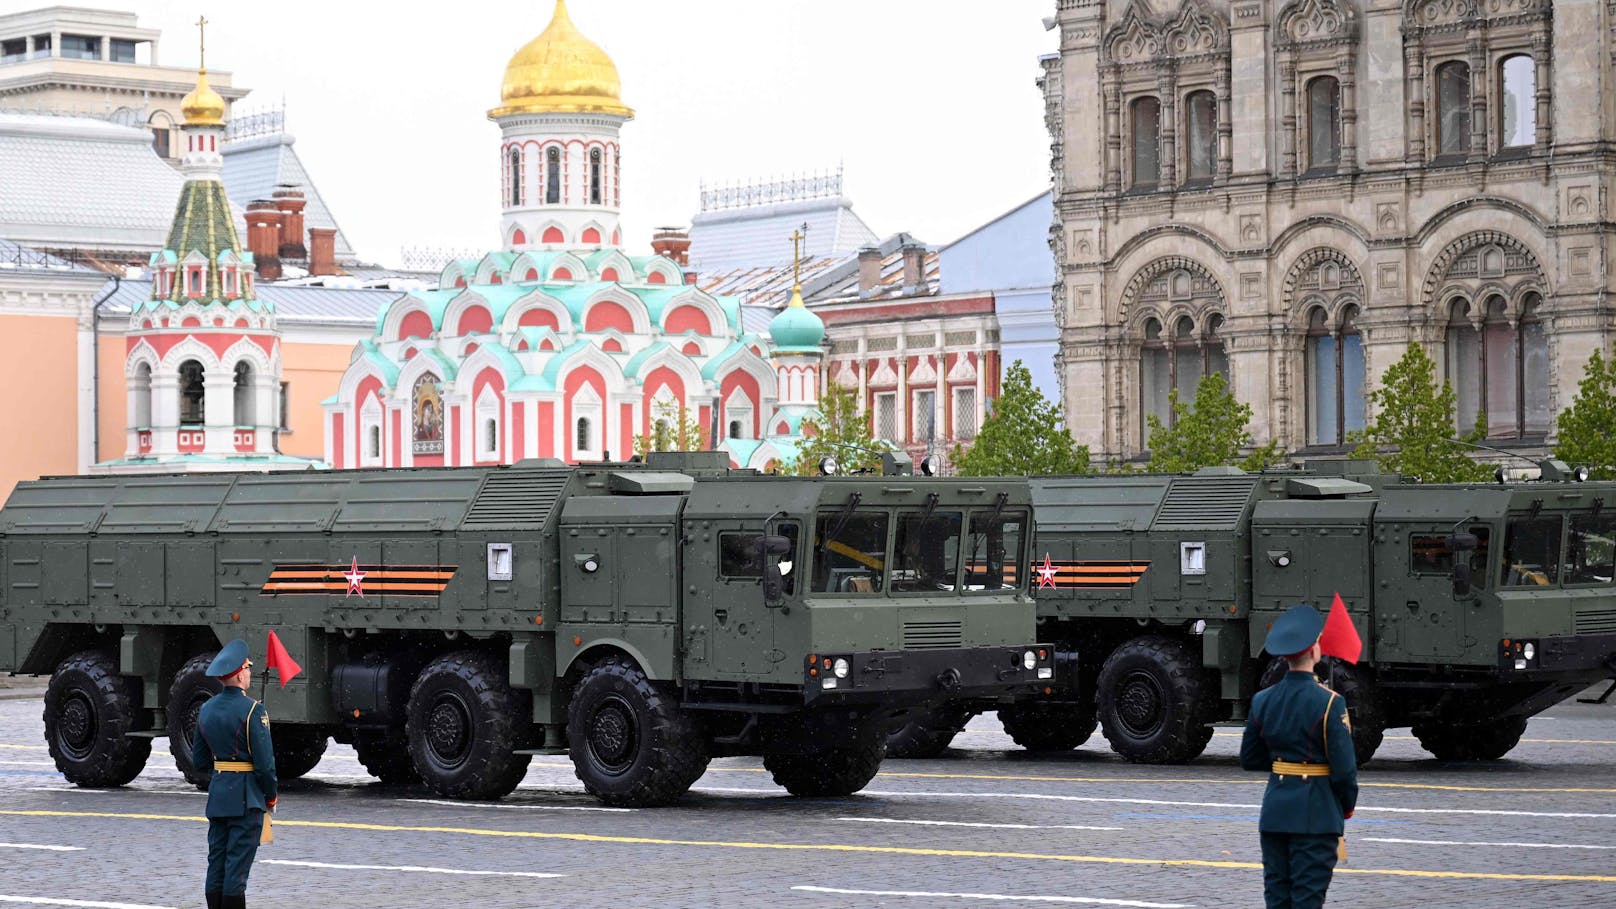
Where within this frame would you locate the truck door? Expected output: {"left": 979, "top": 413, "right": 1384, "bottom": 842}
{"left": 1380, "top": 524, "right": 1490, "bottom": 662}
{"left": 684, "top": 520, "right": 778, "bottom": 678}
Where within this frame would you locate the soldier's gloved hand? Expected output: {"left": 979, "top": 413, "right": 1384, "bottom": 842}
{"left": 1343, "top": 809, "right": 1353, "bottom": 819}
{"left": 266, "top": 797, "right": 278, "bottom": 813}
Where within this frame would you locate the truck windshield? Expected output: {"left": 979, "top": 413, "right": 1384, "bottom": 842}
{"left": 811, "top": 510, "right": 888, "bottom": 594}
{"left": 892, "top": 510, "right": 962, "bottom": 592}
{"left": 1566, "top": 512, "right": 1616, "bottom": 585}
{"left": 1501, "top": 515, "right": 1563, "bottom": 587}
{"left": 964, "top": 510, "right": 1028, "bottom": 591}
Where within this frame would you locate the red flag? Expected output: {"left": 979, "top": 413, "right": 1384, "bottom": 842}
{"left": 264, "top": 630, "right": 302, "bottom": 689}
{"left": 1319, "top": 592, "right": 1363, "bottom": 664}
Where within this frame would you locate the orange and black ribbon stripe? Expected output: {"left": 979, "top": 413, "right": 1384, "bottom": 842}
{"left": 261, "top": 564, "right": 456, "bottom": 598}
{"left": 1044, "top": 560, "right": 1151, "bottom": 589}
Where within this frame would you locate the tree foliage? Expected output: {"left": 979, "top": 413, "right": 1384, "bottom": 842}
{"left": 1555, "top": 348, "right": 1616, "bottom": 479}
{"left": 952, "top": 360, "right": 1089, "bottom": 476}
{"left": 1349, "top": 342, "right": 1493, "bottom": 482}
{"left": 1145, "top": 371, "right": 1282, "bottom": 472}
{"left": 633, "top": 402, "right": 707, "bottom": 457}
{"left": 785, "top": 383, "right": 885, "bottom": 476}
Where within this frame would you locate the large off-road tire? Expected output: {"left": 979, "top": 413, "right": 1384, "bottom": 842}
{"left": 44, "top": 649, "right": 151, "bottom": 787}
{"left": 1412, "top": 716, "right": 1528, "bottom": 762}
{"left": 887, "top": 704, "right": 973, "bottom": 758}
{"left": 405, "top": 651, "right": 532, "bottom": 800}
{"left": 272, "top": 725, "right": 328, "bottom": 779}
{"left": 998, "top": 700, "right": 1099, "bottom": 752}
{"left": 1259, "top": 657, "right": 1385, "bottom": 766}
{"left": 1096, "top": 635, "right": 1217, "bottom": 764}
{"left": 567, "top": 655, "right": 709, "bottom": 807}
{"left": 166, "top": 651, "right": 223, "bottom": 788}
{"left": 355, "top": 734, "right": 421, "bottom": 785}
{"left": 764, "top": 737, "right": 886, "bottom": 797}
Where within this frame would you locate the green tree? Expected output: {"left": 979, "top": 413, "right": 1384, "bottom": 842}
{"left": 1349, "top": 342, "right": 1493, "bottom": 482}
{"left": 1145, "top": 371, "right": 1283, "bottom": 472}
{"left": 633, "top": 401, "right": 707, "bottom": 457}
{"left": 1555, "top": 348, "right": 1616, "bottom": 479}
{"left": 786, "top": 383, "right": 885, "bottom": 475}
{"left": 952, "top": 360, "right": 1089, "bottom": 475}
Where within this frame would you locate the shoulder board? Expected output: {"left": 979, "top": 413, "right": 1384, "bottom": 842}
{"left": 1317, "top": 682, "right": 1339, "bottom": 697}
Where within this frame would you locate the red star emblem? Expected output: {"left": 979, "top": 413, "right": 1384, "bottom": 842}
{"left": 343, "top": 556, "right": 367, "bottom": 598}
{"left": 1036, "top": 553, "right": 1059, "bottom": 589}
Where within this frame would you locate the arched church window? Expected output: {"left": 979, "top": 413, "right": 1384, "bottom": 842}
{"left": 187, "top": 268, "right": 202, "bottom": 298}
{"left": 509, "top": 147, "right": 523, "bottom": 207}
{"left": 484, "top": 418, "right": 499, "bottom": 455}
{"left": 729, "top": 420, "right": 742, "bottom": 440}
{"left": 1436, "top": 61, "right": 1471, "bottom": 159}
{"left": 133, "top": 363, "right": 152, "bottom": 428}
{"left": 1305, "top": 305, "right": 1365, "bottom": 446}
{"left": 589, "top": 147, "right": 603, "bottom": 205}
{"left": 576, "top": 416, "right": 592, "bottom": 453}
{"left": 1185, "top": 91, "right": 1216, "bottom": 183}
{"left": 1140, "top": 313, "right": 1229, "bottom": 434}
{"left": 233, "top": 362, "right": 254, "bottom": 425}
{"left": 1499, "top": 55, "right": 1536, "bottom": 150}
{"left": 1447, "top": 294, "right": 1548, "bottom": 439}
{"left": 546, "top": 147, "right": 562, "bottom": 204}
{"left": 1306, "top": 76, "right": 1340, "bottom": 172}
{"left": 179, "top": 359, "right": 205, "bottom": 425}
{"left": 1130, "top": 96, "right": 1160, "bottom": 190}
{"left": 368, "top": 426, "right": 381, "bottom": 460}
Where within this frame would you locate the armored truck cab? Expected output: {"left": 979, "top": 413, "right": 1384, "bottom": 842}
{"left": 912, "top": 464, "right": 1615, "bottom": 766}
{"left": 0, "top": 454, "right": 1048, "bottom": 806}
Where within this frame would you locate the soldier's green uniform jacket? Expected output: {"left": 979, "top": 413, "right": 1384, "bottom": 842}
{"left": 189, "top": 687, "right": 277, "bottom": 816}
{"left": 1239, "top": 671, "right": 1358, "bottom": 833}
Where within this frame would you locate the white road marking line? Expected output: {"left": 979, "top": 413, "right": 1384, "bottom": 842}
{"left": 0, "top": 761, "right": 55, "bottom": 767}
{"left": 834, "top": 817, "right": 1124, "bottom": 832}
{"left": 698, "top": 786, "right": 1616, "bottom": 819}
{"left": 0, "top": 745, "right": 47, "bottom": 751}
{"left": 793, "top": 885, "right": 1192, "bottom": 908}
{"left": 21, "top": 787, "right": 205, "bottom": 797}
{"left": 1365, "top": 837, "right": 1616, "bottom": 851}
{"left": 260, "top": 860, "right": 562, "bottom": 878}
{"left": 397, "top": 798, "right": 632, "bottom": 813}
{"left": 0, "top": 844, "right": 85, "bottom": 852}
{"left": 0, "top": 897, "right": 177, "bottom": 909}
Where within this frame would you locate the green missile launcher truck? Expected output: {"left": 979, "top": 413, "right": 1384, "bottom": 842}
{"left": 894, "top": 461, "right": 1616, "bottom": 765}
{"left": 0, "top": 452, "right": 1050, "bottom": 806}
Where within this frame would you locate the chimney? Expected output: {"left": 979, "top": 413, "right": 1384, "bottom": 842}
{"left": 273, "top": 187, "right": 307, "bottom": 260}
{"left": 308, "top": 228, "right": 338, "bottom": 277}
{"left": 650, "top": 226, "right": 691, "bottom": 266}
{"left": 683, "top": 270, "right": 699, "bottom": 286}
{"left": 900, "top": 242, "right": 927, "bottom": 293}
{"left": 246, "top": 199, "right": 283, "bottom": 281}
{"left": 857, "top": 246, "right": 883, "bottom": 298}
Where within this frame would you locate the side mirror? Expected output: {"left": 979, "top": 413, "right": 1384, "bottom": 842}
{"left": 1447, "top": 532, "right": 1477, "bottom": 598}
{"left": 756, "top": 534, "right": 792, "bottom": 608}
{"left": 1452, "top": 561, "right": 1473, "bottom": 598}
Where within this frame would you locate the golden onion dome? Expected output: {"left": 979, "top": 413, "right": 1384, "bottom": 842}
{"left": 181, "top": 68, "right": 226, "bottom": 127}
{"left": 491, "top": 0, "right": 633, "bottom": 119}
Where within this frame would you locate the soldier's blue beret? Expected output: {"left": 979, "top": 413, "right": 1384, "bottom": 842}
{"left": 206, "top": 639, "right": 250, "bottom": 677}
{"left": 1264, "top": 604, "right": 1324, "bottom": 658}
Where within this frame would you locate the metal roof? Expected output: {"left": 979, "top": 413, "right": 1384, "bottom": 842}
{"left": 222, "top": 132, "right": 356, "bottom": 260}
{"left": 687, "top": 194, "right": 877, "bottom": 273}
{"left": 100, "top": 278, "right": 392, "bottom": 327}
{"left": 0, "top": 237, "right": 103, "bottom": 275}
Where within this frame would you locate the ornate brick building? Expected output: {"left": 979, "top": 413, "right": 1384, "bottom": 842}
{"left": 1046, "top": 0, "right": 1611, "bottom": 460}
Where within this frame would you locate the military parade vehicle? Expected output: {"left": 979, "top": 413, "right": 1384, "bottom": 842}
{"left": 891, "top": 460, "right": 1616, "bottom": 766}
{"left": 0, "top": 452, "right": 1050, "bottom": 806}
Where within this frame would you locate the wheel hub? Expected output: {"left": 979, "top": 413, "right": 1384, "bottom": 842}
{"left": 1116, "top": 671, "right": 1166, "bottom": 737}
{"left": 426, "top": 695, "right": 472, "bottom": 766}
{"left": 57, "top": 693, "right": 95, "bottom": 758}
{"left": 588, "top": 697, "right": 637, "bottom": 773}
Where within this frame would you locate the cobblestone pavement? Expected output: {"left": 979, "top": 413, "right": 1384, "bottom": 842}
{"left": 1, "top": 683, "right": 1613, "bottom": 909}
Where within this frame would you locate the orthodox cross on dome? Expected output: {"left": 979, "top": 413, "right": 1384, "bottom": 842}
{"left": 790, "top": 223, "right": 809, "bottom": 288}
{"left": 196, "top": 15, "right": 208, "bottom": 69}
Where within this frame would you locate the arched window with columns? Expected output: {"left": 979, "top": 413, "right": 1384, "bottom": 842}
{"left": 508, "top": 147, "right": 523, "bottom": 207}
{"left": 546, "top": 146, "right": 561, "bottom": 204}
{"left": 1404, "top": 1, "right": 1551, "bottom": 161}
{"left": 1304, "top": 305, "right": 1364, "bottom": 446}
{"left": 1305, "top": 76, "right": 1340, "bottom": 172}
{"left": 1140, "top": 312, "right": 1227, "bottom": 433}
{"left": 1275, "top": 0, "right": 1358, "bottom": 178}
{"left": 1184, "top": 90, "right": 1217, "bottom": 183}
{"left": 233, "top": 362, "right": 254, "bottom": 426}
{"left": 1130, "top": 96, "right": 1161, "bottom": 190}
{"left": 178, "top": 360, "right": 205, "bottom": 425}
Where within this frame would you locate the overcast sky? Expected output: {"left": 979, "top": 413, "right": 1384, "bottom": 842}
{"left": 97, "top": 1, "right": 1056, "bottom": 266}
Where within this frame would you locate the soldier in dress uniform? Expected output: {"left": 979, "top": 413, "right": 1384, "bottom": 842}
{"left": 1240, "top": 604, "right": 1359, "bottom": 909}
{"left": 190, "top": 640, "right": 277, "bottom": 909}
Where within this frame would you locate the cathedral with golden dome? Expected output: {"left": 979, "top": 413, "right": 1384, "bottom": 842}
{"left": 323, "top": 0, "right": 823, "bottom": 471}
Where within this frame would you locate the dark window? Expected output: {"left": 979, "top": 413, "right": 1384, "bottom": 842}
{"left": 179, "top": 359, "right": 205, "bottom": 424}
{"left": 1566, "top": 513, "right": 1616, "bottom": 585}
{"left": 811, "top": 510, "right": 889, "bottom": 594}
{"left": 964, "top": 510, "right": 1027, "bottom": 591}
{"left": 1, "top": 38, "right": 26, "bottom": 62}
{"left": 1448, "top": 293, "right": 1549, "bottom": 439}
{"left": 589, "top": 147, "right": 603, "bottom": 204}
{"left": 719, "top": 524, "right": 801, "bottom": 594}
{"left": 508, "top": 148, "right": 522, "bottom": 207}
{"left": 892, "top": 510, "right": 963, "bottom": 592}
{"left": 233, "top": 362, "right": 253, "bottom": 425}
{"left": 1499, "top": 55, "right": 1536, "bottom": 149}
{"left": 1501, "top": 516, "right": 1563, "bottom": 587}
{"left": 59, "top": 34, "right": 99, "bottom": 60}
{"left": 729, "top": 420, "right": 741, "bottom": 439}
{"left": 1185, "top": 91, "right": 1216, "bottom": 182}
{"left": 279, "top": 381, "right": 290, "bottom": 431}
{"left": 1141, "top": 312, "right": 1228, "bottom": 431}
{"left": 1305, "top": 305, "right": 1365, "bottom": 446}
{"left": 1306, "top": 76, "right": 1340, "bottom": 171}
{"left": 484, "top": 418, "right": 499, "bottom": 453}
{"left": 546, "top": 147, "right": 561, "bottom": 204}
{"left": 368, "top": 426, "right": 381, "bottom": 459}
{"left": 1130, "top": 96, "right": 1161, "bottom": 189}
{"left": 1436, "top": 61, "right": 1471, "bottom": 158}
{"left": 576, "top": 416, "right": 592, "bottom": 452}
{"left": 110, "top": 39, "right": 136, "bottom": 63}
{"left": 151, "top": 126, "right": 169, "bottom": 159}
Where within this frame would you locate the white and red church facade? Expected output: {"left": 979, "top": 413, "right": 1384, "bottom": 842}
{"left": 322, "top": 0, "right": 820, "bottom": 472}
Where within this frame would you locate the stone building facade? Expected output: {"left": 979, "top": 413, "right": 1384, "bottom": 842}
{"left": 1046, "top": 0, "right": 1613, "bottom": 460}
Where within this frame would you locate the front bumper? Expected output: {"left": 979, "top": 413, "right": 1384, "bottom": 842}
{"left": 1499, "top": 633, "right": 1616, "bottom": 675}
{"left": 801, "top": 644, "right": 1054, "bottom": 706}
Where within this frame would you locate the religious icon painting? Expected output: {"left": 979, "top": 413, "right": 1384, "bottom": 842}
{"left": 412, "top": 372, "right": 445, "bottom": 454}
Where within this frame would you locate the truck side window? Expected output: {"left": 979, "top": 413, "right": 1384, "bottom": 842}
{"left": 965, "top": 511, "right": 1028, "bottom": 591}
{"left": 1566, "top": 513, "right": 1616, "bottom": 585}
{"left": 1410, "top": 528, "right": 1491, "bottom": 588}
{"left": 811, "top": 511, "right": 888, "bottom": 594}
{"left": 1501, "top": 516, "right": 1563, "bottom": 587}
{"left": 719, "top": 523, "right": 800, "bottom": 595}
{"left": 892, "top": 511, "right": 962, "bottom": 592}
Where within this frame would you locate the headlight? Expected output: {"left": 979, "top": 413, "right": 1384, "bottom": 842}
{"left": 833, "top": 657, "right": 850, "bottom": 678}
{"left": 1522, "top": 642, "right": 1535, "bottom": 660}
{"left": 818, "top": 456, "right": 839, "bottom": 476}
{"left": 1022, "top": 650, "right": 1037, "bottom": 670}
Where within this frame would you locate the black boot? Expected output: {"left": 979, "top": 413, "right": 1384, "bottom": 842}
{"left": 205, "top": 893, "right": 222, "bottom": 909}
{"left": 221, "top": 895, "right": 244, "bottom": 909}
